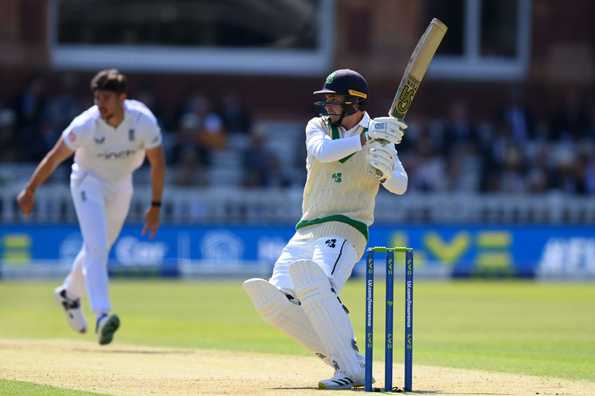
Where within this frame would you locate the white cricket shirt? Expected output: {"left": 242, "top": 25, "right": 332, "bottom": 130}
{"left": 62, "top": 100, "right": 162, "bottom": 183}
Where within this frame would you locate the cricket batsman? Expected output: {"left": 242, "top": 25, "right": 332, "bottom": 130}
{"left": 243, "top": 69, "right": 408, "bottom": 389}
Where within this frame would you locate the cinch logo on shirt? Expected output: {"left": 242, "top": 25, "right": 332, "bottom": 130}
{"left": 97, "top": 149, "right": 138, "bottom": 160}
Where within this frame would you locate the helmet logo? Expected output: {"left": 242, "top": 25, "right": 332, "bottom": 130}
{"left": 325, "top": 72, "right": 336, "bottom": 85}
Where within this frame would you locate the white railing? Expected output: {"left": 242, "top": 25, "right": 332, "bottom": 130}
{"left": 3, "top": 183, "right": 595, "bottom": 225}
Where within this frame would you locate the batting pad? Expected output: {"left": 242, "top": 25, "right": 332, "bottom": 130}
{"left": 289, "top": 260, "right": 363, "bottom": 379}
{"left": 242, "top": 278, "right": 332, "bottom": 365}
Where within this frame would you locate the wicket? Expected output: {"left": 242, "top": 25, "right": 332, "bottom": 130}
{"left": 364, "top": 246, "right": 414, "bottom": 392}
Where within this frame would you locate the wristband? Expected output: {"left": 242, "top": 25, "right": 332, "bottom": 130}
{"left": 360, "top": 131, "right": 368, "bottom": 146}
{"left": 151, "top": 201, "right": 162, "bottom": 208}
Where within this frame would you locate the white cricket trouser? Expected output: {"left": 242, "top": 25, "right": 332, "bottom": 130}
{"left": 270, "top": 234, "right": 360, "bottom": 294}
{"left": 269, "top": 233, "right": 364, "bottom": 376}
{"left": 62, "top": 169, "right": 132, "bottom": 317}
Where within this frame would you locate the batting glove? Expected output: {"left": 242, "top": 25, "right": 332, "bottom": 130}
{"left": 366, "top": 117, "right": 407, "bottom": 145}
{"left": 367, "top": 141, "right": 397, "bottom": 180}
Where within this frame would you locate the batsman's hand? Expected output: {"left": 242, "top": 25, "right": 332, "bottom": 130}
{"left": 366, "top": 117, "right": 407, "bottom": 145}
{"left": 16, "top": 188, "right": 35, "bottom": 217}
{"left": 142, "top": 206, "right": 161, "bottom": 239}
{"left": 367, "top": 141, "right": 397, "bottom": 180}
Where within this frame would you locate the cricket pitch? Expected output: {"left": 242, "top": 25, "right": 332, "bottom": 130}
{"left": 1, "top": 339, "right": 594, "bottom": 395}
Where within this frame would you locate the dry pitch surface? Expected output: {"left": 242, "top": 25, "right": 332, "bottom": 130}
{"left": 1, "top": 339, "right": 594, "bottom": 396}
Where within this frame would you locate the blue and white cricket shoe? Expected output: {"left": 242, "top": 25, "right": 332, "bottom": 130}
{"left": 318, "top": 370, "right": 366, "bottom": 390}
{"left": 54, "top": 287, "right": 87, "bottom": 334}
{"left": 95, "top": 313, "right": 120, "bottom": 345}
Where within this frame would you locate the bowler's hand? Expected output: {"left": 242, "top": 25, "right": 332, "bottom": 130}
{"left": 142, "top": 206, "right": 161, "bottom": 239}
{"left": 16, "top": 188, "right": 35, "bottom": 217}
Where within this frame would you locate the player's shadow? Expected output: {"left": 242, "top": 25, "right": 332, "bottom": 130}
{"left": 434, "top": 391, "right": 513, "bottom": 396}
{"left": 350, "top": 388, "right": 440, "bottom": 394}
{"left": 350, "top": 389, "right": 511, "bottom": 395}
{"left": 385, "top": 392, "right": 511, "bottom": 395}
{"left": 418, "top": 393, "right": 512, "bottom": 396}
{"left": 73, "top": 347, "right": 194, "bottom": 355}
{"left": 268, "top": 385, "right": 438, "bottom": 392}
{"left": 268, "top": 387, "right": 318, "bottom": 391}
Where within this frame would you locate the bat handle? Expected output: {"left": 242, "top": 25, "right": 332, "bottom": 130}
{"left": 387, "top": 111, "right": 404, "bottom": 121}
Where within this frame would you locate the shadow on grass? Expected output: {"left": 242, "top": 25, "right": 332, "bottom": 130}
{"left": 353, "top": 387, "right": 511, "bottom": 395}
{"left": 73, "top": 347, "right": 194, "bottom": 355}
{"left": 268, "top": 386, "right": 318, "bottom": 390}
{"left": 398, "top": 391, "right": 512, "bottom": 396}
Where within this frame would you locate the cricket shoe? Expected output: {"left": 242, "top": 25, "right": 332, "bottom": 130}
{"left": 318, "top": 370, "right": 366, "bottom": 390}
{"left": 95, "top": 313, "right": 120, "bottom": 345}
{"left": 53, "top": 287, "right": 87, "bottom": 333}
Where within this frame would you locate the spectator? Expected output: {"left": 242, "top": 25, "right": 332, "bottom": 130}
{"left": 0, "top": 108, "right": 17, "bottom": 162}
{"left": 45, "top": 73, "right": 81, "bottom": 132}
{"left": 499, "top": 144, "right": 526, "bottom": 193}
{"left": 221, "top": 91, "right": 252, "bottom": 135}
{"left": 176, "top": 93, "right": 227, "bottom": 166}
{"left": 12, "top": 76, "right": 48, "bottom": 161}
{"left": 410, "top": 130, "right": 446, "bottom": 192}
{"left": 501, "top": 87, "right": 534, "bottom": 142}
{"left": 2, "top": 71, "right": 595, "bottom": 196}
{"left": 549, "top": 90, "right": 590, "bottom": 141}
{"left": 173, "top": 147, "right": 209, "bottom": 187}
{"left": 242, "top": 130, "right": 289, "bottom": 188}
{"left": 442, "top": 100, "right": 476, "bottom": 155}
{"left": 584, "top": 151, "right": 595, "bottom": 194}
{"left": 445, "top": 142, "right": 480, "bottom": 192}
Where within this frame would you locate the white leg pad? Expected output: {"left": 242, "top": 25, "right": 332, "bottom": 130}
{"left": 288, "top": 260, "right": 363, "bottom": 379}
{"left": 243, "top": 278, "right": 331, "bottom": 365}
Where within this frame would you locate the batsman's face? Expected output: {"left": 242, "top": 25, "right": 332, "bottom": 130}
{"left": 324, "top": 94, "right": 345, "bottom": 121}
{"left": 94, "top": 90, "right": 125, "bottom": 122}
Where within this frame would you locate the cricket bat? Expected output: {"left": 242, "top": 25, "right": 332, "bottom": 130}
{"left": 389, "top": 18, "right": 447, "bottom": 120}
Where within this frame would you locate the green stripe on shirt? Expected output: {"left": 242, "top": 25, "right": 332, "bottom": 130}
{"left": 296, "top": 215, "right": 369, "bottom": 240}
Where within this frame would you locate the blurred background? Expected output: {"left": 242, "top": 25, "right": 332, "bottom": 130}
{"left": 0, "top": 0, "right": 594, "bottom": 280}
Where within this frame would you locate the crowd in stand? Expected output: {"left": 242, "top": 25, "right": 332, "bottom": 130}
{"left": 1, "top": 74, "right": 594, "bottom": 195}
{"left": 401, "top": 93, "right": 595, "bottom": 195}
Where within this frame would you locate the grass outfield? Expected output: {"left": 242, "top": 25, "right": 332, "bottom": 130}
{"left": 0, "top": 379, "right": 106, "bottom": 396}
{"left": 1, "top": 279, "right": 594, "bottom": 383}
